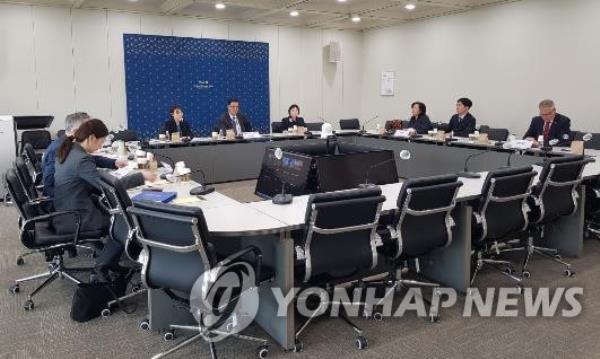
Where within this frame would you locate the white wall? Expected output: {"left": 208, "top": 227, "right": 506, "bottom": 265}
{"left": 360, "top": 0, "right": 600, "bottom": 136}
{"left": 0, "top": 3, "right": 363, "bottom": 133}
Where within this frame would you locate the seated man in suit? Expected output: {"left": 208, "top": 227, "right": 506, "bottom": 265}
{"left": 447, "top": 97, "right": 477, "bottom": 137}
{"left": 214, "top": 98, "right": 252, "bottom": 136}
{"left": 523, "top": 99, "right": 571, "bottom": 147}
{"left": 42, "top": 112, "right": 127, "bottom": 197}
{"left": 161, "top": 105, "right": 193, "bottom": 139}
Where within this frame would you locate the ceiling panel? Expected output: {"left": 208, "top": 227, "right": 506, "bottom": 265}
{"left": 0, "top": 0, "right": 522, "bottom": 31}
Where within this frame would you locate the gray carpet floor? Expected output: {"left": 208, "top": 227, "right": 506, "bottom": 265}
{"left": 2, "top": 180, "right": 600, "bottom": 359}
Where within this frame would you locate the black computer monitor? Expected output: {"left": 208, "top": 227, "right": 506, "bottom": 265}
{"left": 255, "top": 148, "right": 313, "bottom": 198}
{"left": 315, "top": 149, "right": 397, "bottom": 192}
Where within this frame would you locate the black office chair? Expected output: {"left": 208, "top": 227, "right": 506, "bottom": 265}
{"left": 521, "top": 155, "right": 592, "bottom": 277}
{"left": 111, "top": 129, "right": 139, "bottom": 142}
{"left": 5, "top": 168, "right": 100, "bottom": 310}
{"left": 570, "top": 132, "right": 600, "bottom": 239}
{"left": 21, "top": 130, "right": 52, "bottom": 160}
{"left": 480, "top": 127, "right": 509, "bottom": 142}
{"left": 478, "top": 125, "right": 490, "bottom": 133}
{"left": 433, "top": 122, "right": 450, "bottom": 133}
{"left": 470, "top": 166, "right": 537, "bottom": 287}
{"left": 97, "top": 171, "right": 146, "bottom": 317}
{"left": 22, "top": 143, "right": 43, "bottom": 186}
{"left": 127, "top": 201, "right": 271, "bottom": 359}
{"left": 376, "top": 175, "right": 462, "bottom": 322}
{"left": 271, "top": 122, "right": 284, "bottom": 133}
{"left": 339, "top": 118, "right": 360, "bottom": 130}
{"left": 293, "top": 187, "right": 385, "bottom": 351}
{"left": 304, "top": 122, "right": 322, "bottom": 132}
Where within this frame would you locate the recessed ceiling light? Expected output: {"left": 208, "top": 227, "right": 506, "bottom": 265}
{"left": 337, "top": 0, "right": 347, "bottom": 2}
{"left": 405, "top": 3, "right": 416, "bottom": 10}
{"left": 215, "top": 2, "right": 226, "bottom": 10}
{"left": 351, "top": 14, "right": 361, "bottom": 23}
{"left": 289, "top": 10, "right": 299, "bottom": 17}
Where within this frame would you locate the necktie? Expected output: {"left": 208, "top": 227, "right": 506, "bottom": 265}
{"left": 543, "top": 121, "right": 551, "bottom": 141}
{"left": 232, "top": 116, "right": 242, "bottom": 135}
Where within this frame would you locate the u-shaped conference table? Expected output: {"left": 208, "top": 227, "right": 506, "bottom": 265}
{"left": 132, "top": 132, "right": 600, "bottom": 350}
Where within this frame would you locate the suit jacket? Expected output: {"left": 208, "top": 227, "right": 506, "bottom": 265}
{"left": 162, "top": 118, "right": 194, "bottom": 138}
{"left": 42, "top": 135, "right": 116, "bottom": 197}
{"left": 214, "top": 113, "right": 252, "bottom": 135}
{"left": 53, "top": 143, "right": 143, "bottom": 234}
{"left": 523, "top": 113, "right": 571, "bottom": 146}
{"left": 448, "top": 113, "right": 477, "bottom": 137}
{"left": 407, "top": 114, "right": 433, "bottom": 135}
{"left": 281, "top": 116, "right": 306, "bottom": 129}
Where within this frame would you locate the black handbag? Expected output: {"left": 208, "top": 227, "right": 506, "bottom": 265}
{"left": 70, "top": 273, "right": 129, "bottom": 322}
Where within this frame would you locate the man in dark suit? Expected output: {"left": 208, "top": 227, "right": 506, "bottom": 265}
{"left": 447, "top": 98, "right": 477, "bottom": 137}
{"left": 162, "top": 105, "right": 194, "bottom": 138}
{"left": 523, "top": 99, "right": 571, "bottom": 147}
{"left": 214, "top": 98, "right": 252, "bottom": 136}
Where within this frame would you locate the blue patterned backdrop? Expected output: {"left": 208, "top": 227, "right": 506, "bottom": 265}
{"left": 123, "top": 34, "right": 270, "bottom": 139}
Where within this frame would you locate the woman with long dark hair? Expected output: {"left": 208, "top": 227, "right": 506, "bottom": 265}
{"left": 406, "top": 101, "right": 433, "bottom": 134}
{"left": 54, "top": 119, "right": 154, "bottom": 274}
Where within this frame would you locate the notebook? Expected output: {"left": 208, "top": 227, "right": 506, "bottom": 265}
{"left": 131, "top": 191, "right": 177, "bottom": 204}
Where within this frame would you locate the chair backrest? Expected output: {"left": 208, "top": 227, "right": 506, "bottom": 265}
{"left": 339, "top": 118, "right": 360, "bottom": 130}
{"left": 97, "top": 171, "right": 140, "bottom": 261}
{"left": 474, "top": 166, "right": 536, "bottom": 243}
{"left": 480, "top": 127, "right": 509, "bottom": 141}
{"left": 127, "top": 201, "right": 214, "bottom": 294}
{"left": 304, "top": 122, "right": 322, "bottom": 132}
{"left": 111, "top": 130, "right": 139, "bottom": 142}
{"left": 22, "top": 143, "right": 42, "bottom": 182}
{"left": 271, "top": 122, "right": 284, "bottom": 133}
{"left": 5, "top": 168, "right": 36, "bottom": 221}
{"left": 14, "top": 157, "right": 38, "bottom": 201}
{"left": 300, "top": 187, "right": 385, "bottom": 283}
{"left": 531, "top": 155, "right": 591, "bottom": 224}
{"left": 21, "top": 130, "right": 51, "bottom": 150}
{"left": 394, "top": 175, "right": 463, "bottom": 257}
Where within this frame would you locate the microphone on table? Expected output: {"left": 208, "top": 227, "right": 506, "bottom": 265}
{"left": 457, "top": 147, "right": 493, "bottom": 178}
{"left": 360, "top": 150, "right": 411, "bottom": 187}
{"left": 152, "top": 152, "right": 175, "bottom": 179}
{"left": 360, "top": 114, "right": 379, "bottom": 133}
{"left": 502, "top": 142, "right": 524, "bottom": 167}
{"left": 271, "top": 148, "right": 293, "bottom": 205}
{"left": 538, "top": 138, "right": 560, "bottom": 165}
{"left": 189, "top": 169, "right": 215, "bottom": 196}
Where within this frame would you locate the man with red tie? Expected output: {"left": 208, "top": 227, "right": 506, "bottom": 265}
{"left": 524, "top": 99, "right": 572, "bottom": 147}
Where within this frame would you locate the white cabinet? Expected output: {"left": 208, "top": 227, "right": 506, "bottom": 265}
{"left": 0, "top": 116, "right": 17, "bottom": 199}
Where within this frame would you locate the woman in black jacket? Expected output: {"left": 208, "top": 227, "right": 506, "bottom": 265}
{"left": 406, "top": 101, "right": 433, "bottom": 134}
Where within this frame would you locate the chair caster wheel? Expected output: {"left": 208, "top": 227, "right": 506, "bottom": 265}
{"left": 504, "top": 267, "right": 513, "bottom": 274}
{"left": 9, "top": 284, "right": 20, "bottom": 294}
{"left": 164, "top": 330, "right": 175, "bottom": 341}
{"left": 257, "top": 345, "right": 269, "bottom": 358}
{"left": 372, "top": 312, "right": 384, "bottom": 321}
{"left": 101, "top": 308, "right": 112, "bottom": 317}
{"left": 139, "top": 319, "right": 150, "bottom": 331}
{"left": 16, "top": 256, "right": 24, "bottom": 266}
{"left": 554, "top": 254, "right": 562, "bottom": 260}
{"left": 24, "top": 299, "right": 34, "bottom": 311}
{"left": 293, "top": 340, "right": 303, "bottom": 352}
{"left": 522, "top": 271, "right": 531, "bottom": 279}
{"left": 429, "top": 315, "right": 439, "bottom": 323}
{"left": 355, "top": 336, "right": 368, "bottom": 350}
{"left": 564, "top": 269, "right": 575, "bottom": 277}
{"left": 131, "top": 284, "right": 142, "bottom": 293}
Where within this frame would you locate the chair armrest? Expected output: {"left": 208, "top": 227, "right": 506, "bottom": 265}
{"left": 21, "top": 210, "right": 82, "bottom": 245}
{"left": 28, "top": 196, "right": 52, "bottom": 206}
{"left": 215, "top": 246, "right": 264, "bottom": 286}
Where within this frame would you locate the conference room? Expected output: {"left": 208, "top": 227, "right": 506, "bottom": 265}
{"left": 2, "top": 0, "right": 600, "bottom": 358}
